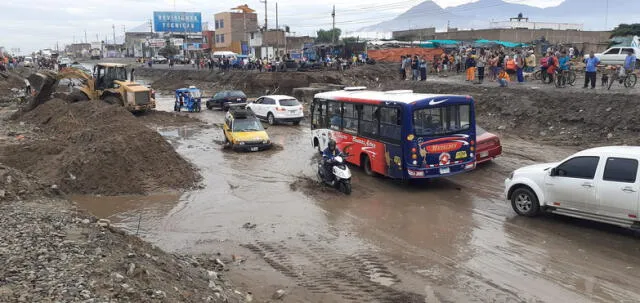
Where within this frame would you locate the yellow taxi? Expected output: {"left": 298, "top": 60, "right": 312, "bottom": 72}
{"left": 223, "top": 107, "right": 272, "bottom": 151}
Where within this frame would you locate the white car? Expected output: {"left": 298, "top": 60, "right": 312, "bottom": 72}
{"left": 505, "top": 146, "right": 640, "bottom": 229}
{"left": 585, "top": 46, "right": 640, "bottom": 66}
{"left": 23, "top": 57, "right": 34, "bottom": 67}
{"left": 246, "top": 95, "right": 304, "bottom": 125}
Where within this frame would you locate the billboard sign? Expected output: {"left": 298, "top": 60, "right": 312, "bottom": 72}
{"left": 154, "top": 12, "right": 202, "bottom": 33}
{"left": 148, "top": 39, "right": 166, "bottom": 48}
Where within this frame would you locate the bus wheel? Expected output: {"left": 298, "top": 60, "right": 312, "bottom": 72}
{"left": 362, "top": 155, "right": 374, "bottom": 176}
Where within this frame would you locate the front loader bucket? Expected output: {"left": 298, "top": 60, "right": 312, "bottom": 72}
{"left": 23, "top": 71, "right": 58, "bottom": 112}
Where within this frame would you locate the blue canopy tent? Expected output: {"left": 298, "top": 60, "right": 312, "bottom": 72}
{"left": 473, "top": 39, "right": 530, "bottom": 48}
{"left": 428, "top": 40, "right": 461, "bottom": 48}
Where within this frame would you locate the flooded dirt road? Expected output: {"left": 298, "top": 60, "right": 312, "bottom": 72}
{"left": 74, "top": 96, "right": 640, "bottom": 303}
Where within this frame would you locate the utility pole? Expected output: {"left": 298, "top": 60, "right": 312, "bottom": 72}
{"left": 276, "top": 2, "right": 279, "bottom": 56}
{"left": 112, "top": 24, "right": 117, "bottom": 49}
{"left": 331, "top": 5, "right": 336, "bottom": 44}
{"left": 275, "top": 2, "right": 278, "bottom": 30}
{"left": 84, "top": 29, "right": 88, "bottom": 44}
{"left": 260, "top": 0, "right": 267, "bottom": 30}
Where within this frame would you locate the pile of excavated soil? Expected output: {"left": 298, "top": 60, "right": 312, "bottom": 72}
{"left": 0, "top": 163, "right": 59, "bottom": 201}
{"left": 1, "top": 99, "right": 200, "bottom": 195}
{"left": 137, "top": 64, "right": 397, "bottom": 96}
{"left": 388, "top": 81, "right": 638, "bottom": 147}
{"left": 0, "top": 71, "right": 26, "bottom": 103}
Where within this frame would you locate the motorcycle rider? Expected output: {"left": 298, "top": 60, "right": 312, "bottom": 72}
{"left": 322, "top": 139, "right": 341, "bottom": 180}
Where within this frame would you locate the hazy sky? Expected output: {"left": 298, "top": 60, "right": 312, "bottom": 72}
{"left": 0, "top": 0, "right": 564, "bottom": 54}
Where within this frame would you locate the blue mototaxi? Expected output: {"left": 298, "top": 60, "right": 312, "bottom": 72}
{"left": 174, "top": 86, "right": 202, "bottom": 112}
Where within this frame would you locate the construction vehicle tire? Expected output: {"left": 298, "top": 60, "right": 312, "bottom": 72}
{"left": 103, "top": 95, "right": 124, "bottom": 106}
{"left": 67, "top": 91, "right": 89, "bottom": 103}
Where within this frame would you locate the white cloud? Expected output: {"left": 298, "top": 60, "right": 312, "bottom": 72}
{"left": 0, "top": 0, "right": 563, "bottom": 54}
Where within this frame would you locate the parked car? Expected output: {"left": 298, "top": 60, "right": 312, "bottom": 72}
{"left": 23, "top": 57, "right": 34, "bottom": 67}
{"left": 58, "top": 57, "right": 72, "bottom": 68}
{"left": 585, "top": 47, "right": 640, "bottom": 66}
{"left": 152, "top": 56, "right": 168, "bottom": 64}
{"left": 246, "top": 95, "right": 304, "bottom": 125}
{"left": 206, "top": 90, "right": 247, "bottom": 110}
{"left": 222, "top": 106, "right": 272, "bottom": 152}
{"left": 505, "top": 146, "right": 640, "bottom": 229}
{"left": 476, "top": 126, "right": 502, "bottom": 164}
{"left": 170, "top": 55, "right": 188, "bottom": 64}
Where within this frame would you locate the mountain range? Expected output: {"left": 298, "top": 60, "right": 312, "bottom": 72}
{"left": 359, "top": 0, "right": 640, "bottom": 32}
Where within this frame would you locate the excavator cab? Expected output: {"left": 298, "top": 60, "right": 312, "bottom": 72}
{"left": 93, "top": 64, "right": 128, "bottom": 91}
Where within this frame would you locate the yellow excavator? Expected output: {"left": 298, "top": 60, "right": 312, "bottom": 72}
{"left": 24, "top": 63, "right": 156, "bottom": 113}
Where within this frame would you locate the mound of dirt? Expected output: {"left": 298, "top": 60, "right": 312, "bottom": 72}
{"left": 1, "top": 99, "right": 200, "bottom": 195}
{"left": 387, "top": 81, "right": 639, "bottom": 147}
{"left": 0, "top": 71, "right": 26, "bottom": 103}
{"left": 0, "top": 163, "right": 59, "bottom": 201}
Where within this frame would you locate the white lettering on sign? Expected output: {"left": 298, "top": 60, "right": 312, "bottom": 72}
{"left": 352, "top": 137, "right": 376, "bottom": 148}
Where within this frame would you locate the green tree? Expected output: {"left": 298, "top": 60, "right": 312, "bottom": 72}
{"left": 610, "top": 23, "right": 640, "bottom": 38}
{"left": 316, "top": 28, "right": 341, "bottom": 43}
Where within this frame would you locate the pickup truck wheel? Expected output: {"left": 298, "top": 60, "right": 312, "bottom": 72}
{"left": 511, "top": 187, "right": 540, "bottom": 217}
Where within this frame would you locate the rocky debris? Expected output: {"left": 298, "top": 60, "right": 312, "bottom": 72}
{"left": 1, "top": 99, "right": 201, "bottom": 195}
{"left": 0, "top": 163, "right": 58, "bottom": 201}
{"left": 272, "top": 289, "right": 286, "bottom": 300}
{"left": 0, "top": 197, "right": 244, "bottom": 303}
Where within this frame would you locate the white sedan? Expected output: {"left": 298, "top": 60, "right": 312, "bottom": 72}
{"left": 246, "top": 95, "right": 304, "bottom": 125}
{"left": 505, "top": 146, "right": 640, "bottom": 229}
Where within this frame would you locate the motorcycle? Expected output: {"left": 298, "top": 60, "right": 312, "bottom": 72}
{"left": 317, "top": 152, "right": 352, "bottom": 195}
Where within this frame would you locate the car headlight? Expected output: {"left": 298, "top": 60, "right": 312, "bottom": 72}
{"left": 262, "top": 140, "right": 269, "bottom": 144}
{"left": 238, "top": 141, "right": 245, "bottom": 145}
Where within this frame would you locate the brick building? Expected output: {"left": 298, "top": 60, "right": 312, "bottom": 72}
{"left": 212, "top": 10, "right": 258, "bottom": 54}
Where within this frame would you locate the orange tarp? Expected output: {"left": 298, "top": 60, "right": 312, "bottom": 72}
{"left": 367, "top": 48, "right": 444, "bottom": 63}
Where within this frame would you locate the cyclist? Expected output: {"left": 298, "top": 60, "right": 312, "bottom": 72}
{"left": 557, "top": 51, "right": 570, "bottom": 87}
{"left": 624, "top": 49, "right": 637, "bottom": 75}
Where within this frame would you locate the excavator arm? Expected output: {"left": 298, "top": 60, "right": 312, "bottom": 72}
{"left": 23, "top": 67, "right": 95, "bottom": 112}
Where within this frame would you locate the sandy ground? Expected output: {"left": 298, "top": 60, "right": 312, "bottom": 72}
{"left": 68, "top": 96, "right": 640, "bottom": 303}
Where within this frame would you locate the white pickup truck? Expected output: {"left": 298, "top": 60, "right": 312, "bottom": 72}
{"left": 585, "top": 46, "right": 640, "bottom": 65}
{"left": 505, "top": 146, "right": 640, "bottom": 230}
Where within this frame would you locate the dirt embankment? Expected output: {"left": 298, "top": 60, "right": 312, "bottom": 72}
{"left": 136, "top": 63, "right": 396, "bottom": 96}
{"left": 0, "top": 99, "right": 201, "bottom": 195}
{"left": 387, "top": 81, "right": 638, "bottom": 147}
{"left": 0, "top": 71, "right": 26, "bottom": 104}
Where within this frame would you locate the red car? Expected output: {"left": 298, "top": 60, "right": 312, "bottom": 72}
{"left": 476, "top": 126, "right": 502, "bottom": 163}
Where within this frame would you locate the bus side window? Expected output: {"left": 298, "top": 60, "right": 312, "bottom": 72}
{"left": 342, "top": 103, "right": 358, "bottom": 134}
{"left": 328, "top": 101, "right": 341, "bottom": 130}
{"left": 359, "top": 104, "right": 379, "bottom": 138}
{"left": 380, "top": 107, "right": 401, "bottom": 143}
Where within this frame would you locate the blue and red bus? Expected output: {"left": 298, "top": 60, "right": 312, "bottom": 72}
{"left": 311, "top": 88, "right": 476, "bottom": 179}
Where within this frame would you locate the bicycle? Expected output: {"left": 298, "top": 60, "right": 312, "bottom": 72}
{"left": 607, "top": 66, "right": 637, "bottom": 90}
{"left": 554, "top": 69, "right": 577, "bottom": 88}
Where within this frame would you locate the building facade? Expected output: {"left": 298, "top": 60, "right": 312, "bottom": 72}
{"left": 392, "top": 28, "right": 436, "bottom": 41}
{"left": 213, "top": 11, "right": 258, "bottom": 54}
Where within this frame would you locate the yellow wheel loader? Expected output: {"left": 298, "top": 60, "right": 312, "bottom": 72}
{"left": 24, "top": 63, "right": 156, "bottom": 113}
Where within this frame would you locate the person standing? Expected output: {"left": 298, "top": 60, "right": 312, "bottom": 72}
{"left": 465, "top": 54, "right": 476, "bottom": 82}
{"left": 583, "top": 51, "right": 600, "bottom": 89}
{"left": 404, "top": 55, "right": 412, "bottom": 80}
{"left": 558, "top": 51, "right": 570, "bottom": 87}
{"left": 412, "top": 55, "right": 420, "bottom": 81}
{"left": 400, "top": 55, "right": 407, "bottom": 80}
{"left": 476, "top": 52, "right": 486, "bottom": 84}
{"left": 419, "top": 57, "right": 427, "bottom": 81}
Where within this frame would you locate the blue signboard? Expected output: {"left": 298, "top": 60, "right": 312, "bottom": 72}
{"left": 153, "top": 12, "right": 202, "bottom": 33}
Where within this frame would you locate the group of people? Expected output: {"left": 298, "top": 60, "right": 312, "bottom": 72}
{"left": 397, "top": 45, "right": 637, "bottom": 89}
{"left": 399, "top": 55, "right": 428, "bottom": 81}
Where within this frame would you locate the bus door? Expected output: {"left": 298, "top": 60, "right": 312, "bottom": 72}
{"left": 377, "top": 106, "right": 404, "bottom": 179}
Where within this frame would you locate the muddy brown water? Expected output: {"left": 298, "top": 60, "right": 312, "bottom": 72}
{"left": 72, "top": 95, "right": 640, "bottom": 302}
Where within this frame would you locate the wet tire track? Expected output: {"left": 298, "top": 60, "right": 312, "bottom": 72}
{"left": 242, "top": 240, "right": 425, "bottom": 303}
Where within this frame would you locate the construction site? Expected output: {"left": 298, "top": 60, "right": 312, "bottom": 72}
{"left": 2, "top": 57, "right": 640, "bottom": 302}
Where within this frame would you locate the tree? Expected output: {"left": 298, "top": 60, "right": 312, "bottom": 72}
{"left": 610, "top": 23, "right": 640, "bottom": 38}
{"left": 316, "top": 28, "right": 341, "bottom": 44}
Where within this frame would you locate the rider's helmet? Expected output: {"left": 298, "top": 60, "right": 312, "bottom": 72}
{"left": 328, "top": 139, "right": 336, "bottom": 150}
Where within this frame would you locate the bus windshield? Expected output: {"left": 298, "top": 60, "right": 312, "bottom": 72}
{"left": 413, "top": 105, "right": 471, "bottom": 136}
